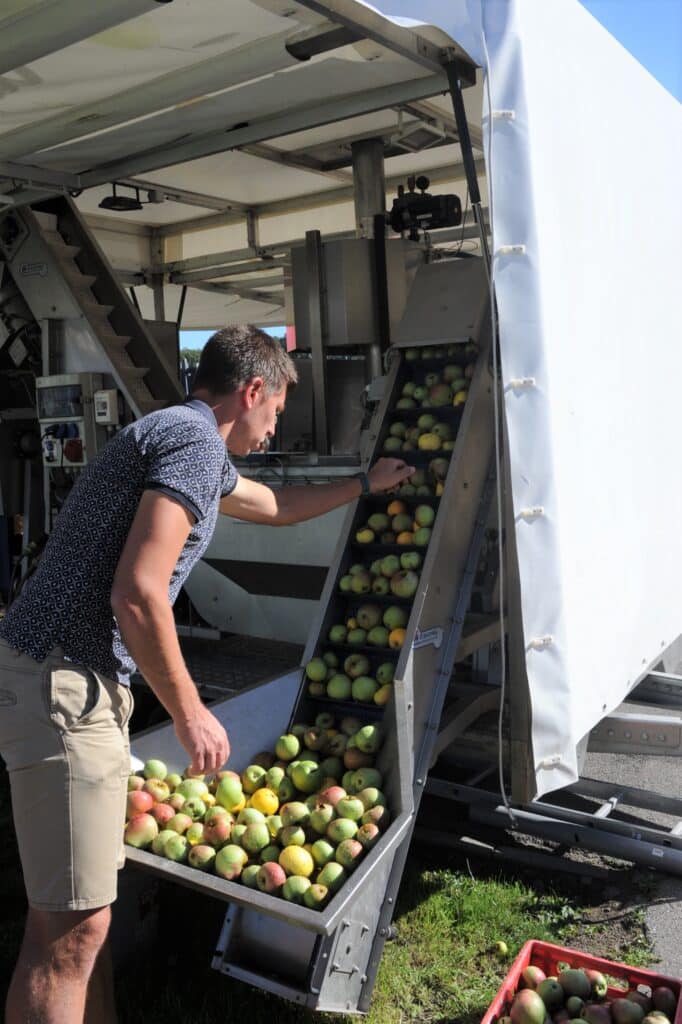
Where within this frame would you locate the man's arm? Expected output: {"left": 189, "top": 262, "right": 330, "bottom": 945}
{"left": 110, "top": 490, "right": 229, "bottom": 775}
{"left": 220, "top": 456, "right": 414, "bottom": 526}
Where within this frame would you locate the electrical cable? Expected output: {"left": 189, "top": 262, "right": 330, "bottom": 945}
{"left": 480, "top": 28, "right": 517, "bottom": 827}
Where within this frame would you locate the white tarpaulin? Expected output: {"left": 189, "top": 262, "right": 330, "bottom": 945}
{"left": 402, "top": 0, "right": 682, "bottom": 795}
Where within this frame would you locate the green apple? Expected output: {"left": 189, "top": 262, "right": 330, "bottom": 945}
{"left": 400, "top": 550, "right": 422, "bottom": 571}
{"left": 327, "top": 675, "right": 352, "bottom": 700}
{"left": 351, "top": 676, "right": 379, "bottom": 703}
{"left": 305, "top": 658, "right": 328, "bottom": 682}
{"left": 344, "top": 653, "right": 370, "bottom": 678}
{"left": 346, "top": 628, "right": 367, "bottom": 646}
{"left": 367, "top": 626, "right": 390, "bottom": 647}
{"left": 383, "top": 605, "right": 408, "bottom": 630}
{"left": 338, "top": 574, "right": 353, "bottom": 593}
{"left": 375, "top": 662, "right": 395, "bottom": 685}
{"left": 328, "top": 624, "right": 347, "bottom": 643}
{"left": 414, "top": 505, "right": 435, "bottom": 528}
{"left": 356, "top": 604, "right": 382, "bottom": 630}
{"left": 414, "top": 527, "right": 432, "bottom": 547}
{"left": 390, "top": 570, "right": 419, "bottom": 598}
{"left": 380, "top": 554, "right": 400, "bottom": 578}
{"left": 371, "top": 576, "right": 390, "bottom": 595}
{"left": 350, "top": 571, "right": 372, "bottom": 594}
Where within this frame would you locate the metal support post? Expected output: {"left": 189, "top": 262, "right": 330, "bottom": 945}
{"left": 149, "top": 228, "right": 166, "bottom": 321}
{"left": 445, "top": 61, "right": 491, "bottom": 276}
{"left": 304, "top": 230, "right": 330, "bottom": 454}
{"left": 351, "top": 138, "right": 386, "bottom": 382}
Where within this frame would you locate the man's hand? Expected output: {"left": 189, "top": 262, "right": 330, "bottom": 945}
{"left": 367, "top": 457, "right": 415, "bottom": 494}
{"left": 173, "top": 703, "right": 230, "bottom": 776}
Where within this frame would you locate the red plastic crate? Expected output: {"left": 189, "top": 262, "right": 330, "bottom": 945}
{"left": 482, "top": 940, "right": 682, "bottom": 1024}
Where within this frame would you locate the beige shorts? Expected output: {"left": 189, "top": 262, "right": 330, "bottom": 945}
{"left": 0, "top": 639, "right": 134, "bottom": 911}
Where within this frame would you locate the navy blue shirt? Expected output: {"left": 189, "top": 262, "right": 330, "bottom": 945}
{"left": 0, "top": 400, "right": 238, "bottom": 683}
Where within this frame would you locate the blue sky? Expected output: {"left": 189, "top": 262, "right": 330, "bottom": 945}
{"left": 580, "top": 0, "right": 681, "bottom": 101}
{"left": 181, "top": 0, "right": 680, "bottom": 349}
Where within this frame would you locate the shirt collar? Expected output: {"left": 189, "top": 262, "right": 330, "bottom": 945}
{"left": 184, "top": 398, "right": 218, "bottom": 428}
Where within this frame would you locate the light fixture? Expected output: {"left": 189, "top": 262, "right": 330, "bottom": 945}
{"left": 99, "top": 183, "right": 143, "bottom": 212}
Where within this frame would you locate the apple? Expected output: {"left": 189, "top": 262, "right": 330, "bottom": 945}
{"left": 322, "top": 651, "right": 338, "bottom": 668}
{"left": 338, "top": 574, "right": 353, "bottom": 593}
{"left": 351, "top": 676, "right": 379, "bottom": 703}
{"left": 375, "top": 662, "right": 395, "bottom": 685}
{"left": 214, "top": 844, "right": 248, "bottom": 880}
{"left": 371, "top": 576, "right": 390, "bottom": 595}
{"left": 414, "top": 527, "right": 432, "bottom": 547}
{"left": 356, "top": 604, "right": 382, "bottom": 630}
{"left": 305, "top": 658, "right": 328, "bottom": 682}
{"left": 413, "top": 411, "right": 436, "bottom": 432}
{"left": 241, "top": 765, "right": 266, "bottom": 794}
{"left": 400, "top": 550, "right": 422, "bottom": 571}
{"left": 350, "top": 571, "right": 372, "bottom": 595}
{"left": 367, "top": 626, "right": 389, "bottom": 647}
{"left": 390, "top": 570, "right": 419, "bottom": 598}
{"left": 327, "top": 675, "right": 352, "bottom": 700}
{"left": 383, "top": 605, "right": 408, "bottom": 630}
{"left": 367, "top": 513, "right": 390, "bottom": 532}
{"left": 355, "top": 725, "right": 383, "bottom": 754}
{"left": 275, "top": 734, "right": 300, "bottom": 761}
{"left": 414, "top": 504, "right": 435, "bottom": 528}
{"left": 346, "top": 628, "right": 367, "bottom": 646}
{"left": 328, "top": 624, "right": 348, "bottom": 644}
{"left": 124, "top": 813, "right": 158, "bottom": 850}
{"left": 344, "top": 653, "right": 370, "bottom": 678}
{"left": 151, "top": 829, "right": 176, "bottom": 856}
{"left": 388, "top": 421, "right": 406, "bottom": 438}
{"left": 164, "top": 833, "right": 189, "bottom": 863}
{"left": 355, "top": 528, "right": 375, "bottom": 544}
{"left": 380, "top": 554, "right": 401, "bottom": 578}
{"left": 143, "top": 759, "right": 167, "bottom": 781}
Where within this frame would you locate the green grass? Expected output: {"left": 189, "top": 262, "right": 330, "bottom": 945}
{"left": 0, "top": 764, "right": 654, "bottom": 1023}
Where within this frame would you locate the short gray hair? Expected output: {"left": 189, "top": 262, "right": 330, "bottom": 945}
{"left": 192, "top": 325, "right": 297, "bottom": 396}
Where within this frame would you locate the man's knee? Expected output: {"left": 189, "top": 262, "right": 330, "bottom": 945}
{"left": 25, "top": 905, "right": 111, "bottom": 971}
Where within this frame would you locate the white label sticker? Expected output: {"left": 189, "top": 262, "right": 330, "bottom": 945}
{"left": 20, "top": 261, "right": 48, "bottom": 277}
{"left": 412, "top": 627, "right": 443, "bottom": 650}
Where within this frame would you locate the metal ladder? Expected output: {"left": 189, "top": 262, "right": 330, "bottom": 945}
{"left": 0, "top": 196, "right": 183, "bottom": 417}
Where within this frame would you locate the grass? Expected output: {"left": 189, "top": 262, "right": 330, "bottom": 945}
{"left": 0, "top": 765, "right": 655, "bottom": 1023}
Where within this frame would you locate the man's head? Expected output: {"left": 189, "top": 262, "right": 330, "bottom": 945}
{"left": 192, "top": 325, "right": 298, "bottom": 455}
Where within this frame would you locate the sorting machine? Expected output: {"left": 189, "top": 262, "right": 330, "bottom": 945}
{"left": 126, "top": 265, "right": 496, "bottom": 1013}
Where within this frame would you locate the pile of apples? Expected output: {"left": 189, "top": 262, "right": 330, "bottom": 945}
{"left": 306, "top": 638, "right": 397, "bottom": 706}
{"left": 354, "top": 499, "right": 435, "bottom": 548}
{"left": 501, "top": 961, "right": 679, "bottom": 1024}
{"left": 124, "top": 715, "right": 389, "bottom": 911}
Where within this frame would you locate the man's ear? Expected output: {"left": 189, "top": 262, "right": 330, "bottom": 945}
{"left": 243, "top": 377, "right": 265, "bottom": 408}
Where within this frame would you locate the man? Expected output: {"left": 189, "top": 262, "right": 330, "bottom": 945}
{"left": 0, "top": 325, "right": 413, "bottom": 1023}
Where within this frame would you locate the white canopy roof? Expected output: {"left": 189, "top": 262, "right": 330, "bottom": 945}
{"left": 0, "top": 1, "right": 483, "bottom": 327}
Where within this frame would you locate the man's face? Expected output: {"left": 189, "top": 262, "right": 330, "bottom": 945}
{"left": 230, "top": 380, "right": 286, "bottom": 456}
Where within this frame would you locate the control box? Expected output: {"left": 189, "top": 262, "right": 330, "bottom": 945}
{"left": 36, "top": 373, "right": 108, "bottom": 467}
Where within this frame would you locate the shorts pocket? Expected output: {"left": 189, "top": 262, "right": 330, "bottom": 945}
{"left": 48, "top": 665, "right": 102, "bottom": 732}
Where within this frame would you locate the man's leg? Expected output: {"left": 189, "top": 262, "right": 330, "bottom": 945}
{"left": 5, "top": 904, "right": 111, "bottom": 1024}
{"left": 85, "top": 938, "right": 118, "bottom": 1024}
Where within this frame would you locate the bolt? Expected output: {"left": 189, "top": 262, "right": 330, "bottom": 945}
{"left": 379, "top": 928, "right": 387, "bottom": 937}
{"left": 387, "top": 897, "right": 393, "bottom": 904}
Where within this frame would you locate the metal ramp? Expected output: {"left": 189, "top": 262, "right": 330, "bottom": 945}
{"left": 125, "top": 260, "right": 497, "bottom": 1014}
{"left": 0, "top": 195, "right": 183, "bottom": 417}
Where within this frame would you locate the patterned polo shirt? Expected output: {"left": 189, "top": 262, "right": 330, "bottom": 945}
{"left": 0, "top": 400, "right": 238, "bottom": 683}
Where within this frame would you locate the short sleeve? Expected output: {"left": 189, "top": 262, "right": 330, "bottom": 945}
{"left": 221, "top": 456, "right": 239, "bottom": 498}
{"left": 142, "top": 417, "right": 225, "bottom": 522}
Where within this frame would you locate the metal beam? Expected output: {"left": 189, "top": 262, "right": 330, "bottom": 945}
{"left": 292, "top": 0, "right": 473, "bottom": 76}
{"left": 0, "top": 0, "right": 160, "bottom": 77}
{"left": 79, "top": 73, "right": 448, "bottom": 187}
{"left": 118, "top": 178, "right": 249, "bottom": 214}
{"left": 238, "top": 143, "right": 352, "bottom": 185}
{"left": 0, "top": 31, "right": 299, "bottom": 164}
{"left": 188, "top": 281, "right": 284, "bottom": 308}
{"left": 394, "top": 99, "right": 484, "bottom": 151}
{"left": 171, "top": 256, "right": 289, "bottom": 286}
{"left": 0, "top": 161, "right": 81, "bottom": 191}
{"left": 157, "top": 158, "right": 487, "bottom": 239}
